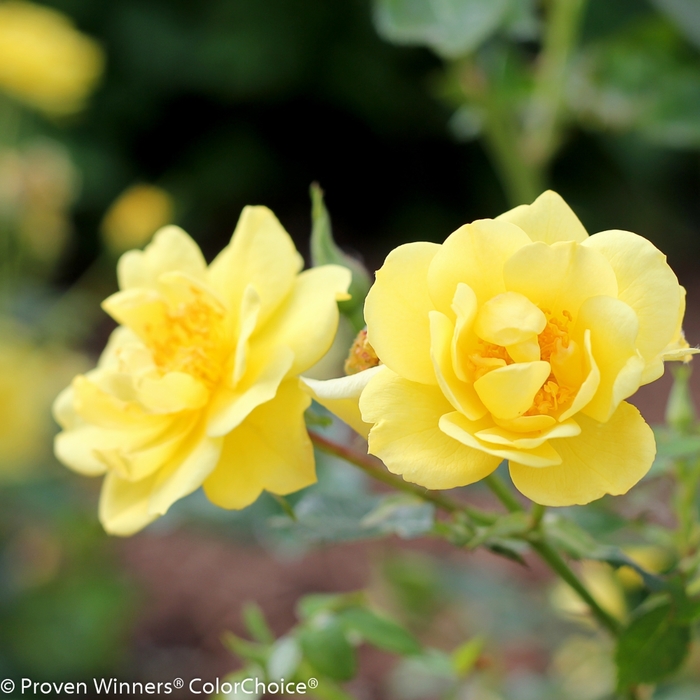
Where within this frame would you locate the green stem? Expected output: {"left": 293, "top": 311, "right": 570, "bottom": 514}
{"left": 484, "top": 472, "right": 621, "bottom": 637}
{"left": 522, "top": 0, "right": 588, "bottom": 166}
{"left": 483, "top": 472, "right": 524, "bottom": 513}
{"left": 308, "top": 432, "right": 497, "bottom": 525}
{"left": 531, "top": 502, "right": 546, "bottom": 528}
{"left": 529, "top": 536, "right": 622, "bottom": 636}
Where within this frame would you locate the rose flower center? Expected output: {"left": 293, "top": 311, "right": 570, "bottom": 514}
{"left": 143, "top": 287, "right": 228, "bottom": 389}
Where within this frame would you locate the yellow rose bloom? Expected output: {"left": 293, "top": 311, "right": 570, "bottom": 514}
{"left": 53, "top": 208, "right": 351, "bottom": 535}
{"left": 0, "top": 1, "right": 103, "bottom": 115}
{"left": 348, "top": 191, "right": 695, "bottom": 505}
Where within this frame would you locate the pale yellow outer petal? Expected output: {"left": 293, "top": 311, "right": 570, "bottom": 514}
{"left": 360, "top": 368, "right": 500, "bottom": 489}
{"left": 496, "top": 190, "right": 589, "bottom": 244}
{"left": 207, "top": 346, "right": 294, "bottom": 437}
{"left": 99, "top": 471, "right": 160, "bottom": 536}
{"left": 574, "top": 296, "right": 644, "bottom": 423}
{"left": 208, "top": 206, "right": 303, "bottom": 324}
{"left": 582, "top": 229, "right": 683, "bottom": 366}
{"left": 100, "top": 422, "right": 223, "bottom": 535}
{"left": 252, "top": 265, "right": 352, "bottom": 377}
{"left": 439, "top": 412, "right": 562, "bottom": 468}
{"left": 509, "top": 402, "right": 655, "bottom": 506}
{"left": 98, "top": 419, "right": 224, "bottom": 535}
{"left": 300, "top": 367, "right": 383, "bottom": 438}
{"left": 117, "top": 226, "right": 207, "bottom": 291}
{"left": 204, "top": 380, "right": 315, "bottom": 509}
{"left": 427, "top": 219, "right": 531, "bottom": 313}
{"left": 504, "top": 241, "right": 618, "bottom": 317}
{"left": 365, "top": 242, "right": 440, "bottom": 384}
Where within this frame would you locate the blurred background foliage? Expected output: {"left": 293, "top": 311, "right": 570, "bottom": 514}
{"left": 1, "top": 0, "right": 700, "bottom": 696}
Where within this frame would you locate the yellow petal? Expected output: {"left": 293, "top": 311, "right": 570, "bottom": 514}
{"left": 559, "top": 329, "right": 600, "bottom": 422}
{"left": 233, "top": 285, "right": 262, "bottom": 385}
{"left": 148, "top": 430, "right": 224, "bottom": 515}
{"left": 473, "top": 361, "right": 551, "bottom": 421}
{"left": 300, "top": 366, "right": 383, "bottom": 438}
{"left": 100, "top": 425, "right": 218, "bottom": 529}
{"left": 253, "top": 265, "right": 351, "bottom": 377}
{"left": 365, "top": 242, "right": 440, "bottom": 384}
{"left": 55, "top": 426, "right": 109, "bottom": 476}
{"left": 493, "top": 414, "right": 556, "bottom": 433}
{"left": 204, "top": 380, "right": 314, "bottom": 509}
{"left": 583, "top": 229, "right": 683, "bottom": 366}
{"left": 509, "top": 402, "right": 655, "bottom": 505}
{"left": 427, "top": 218, "right": 531, "bottom": 313}
{"left": 475, "top": 418, "right": 580, "bottom": 449}
{"left": 206, "top": 346, "right": 294, "bottom": 437}
{"left": 451, "top": 282, "right": 479, "bottom": 382}
{"left": 496, "top": 190, "right": 589, "bottom": 244}
{"left": 99, "top": 471, "right": 160, "bottom": 536}
{"left": 429, "top": 310, "right": 486, "bottom": 420}
{"left": 136, "top": 372, "right": 209, "bottom": 413}
{"left": 360, "top": 369, "right": 500, "bottom": 489}
{"left": 117, "top": 225, "right": 207, "bottom": 291}
{"left": 94, "top": 414, "right": 196, "bottom": 482}
{"left": 439, "top": 412, "right": 562, "bottom": 467}
{"left": 574, "top": 296, "right": 643, "bottom": 422}
{"left": 504, "top": 241, "right": 617, "bottom": 317}
{"left": 208, "top": 206, "right": 303, "bottom": 325}
{"left": 474, "top": 292, "right": 546, "bottom": 346}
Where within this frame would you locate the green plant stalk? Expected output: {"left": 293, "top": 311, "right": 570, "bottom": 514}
{"left": 308, "top": 431, "right": 497, "bottom": 525}
{"left": 522, "top": 0, "right": 588, "bottom": 166}
{"left": 484, "top": 472, "right": 622, "bottom": 637}
{"left": 675, "top": 457, "right": 700, "bottom": 559}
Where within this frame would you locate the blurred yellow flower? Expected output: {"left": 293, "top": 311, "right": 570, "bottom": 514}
{"left": 101, "top": 184, "right": 175, "bottom": 254}
{"left": 0, "top": 1, "right": 103, "bottom": 115}
{"left": 551, "top": 561, "right": 626, "bottom": 624}
{"left": 616, "top": 545, "right": 671, "bottom": 590}
{"left": 331, "top": 191, "right": 695, "bottom": 505}
{"left": 54, "top": 209, "right": 350, "bottom": 535}
{"left": 0, "top": 321, "right": 85, "bottom": 479}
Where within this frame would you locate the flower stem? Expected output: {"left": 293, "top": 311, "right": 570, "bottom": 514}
{"left": 484, "top": 472, "right": 622, "bottom": 637}
{"left": 308, "top": 431, "right": 497, "bottom": 525}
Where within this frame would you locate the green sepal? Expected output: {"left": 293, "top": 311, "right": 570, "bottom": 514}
{"left": 310, "top": 183, "right": 371, "bottom": 332}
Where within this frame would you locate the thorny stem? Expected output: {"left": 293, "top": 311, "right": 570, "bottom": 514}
{"left": 484, "top": 472, "right": 622, "bottom": 637}
{"left": 308, "top": 431, "right": 496, "bottom": 525}
{"left": 311, "top": 432, "right": 623, "bottom": 637}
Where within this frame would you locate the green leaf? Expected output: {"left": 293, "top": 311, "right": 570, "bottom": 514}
{"left": 242, "top": 602, "right": 275, "bottom": 644}
{"left": 222, "top": 632, "right": 268, "bottom": 666}
{"left": 338, "top": 606, "right": 421, "bottom": 655}
{"left": 267, "top": 636, "right": 302, "bottom": 680}
{"left": 271, "top": 492, "right": 381, "bottom": 543}
{"left": 299, "top": 617, "right": 357, "bottom": 681}
{"left": 360, "top": 494, "right": 436, "bottom": 538}
{"left": 296, "top": 592, "right": 364, "bottom": 621}
{"left": 651, "top": 0, "right": 700, "bottom": 49}
{"left": 451, "top": 636, "right": 484, "bottom": 678}
{"left": 615, "top": 598, "right": 691, "bottom": 689}
{"left": 310, "top": 183, "right": 371, "bottom": 332}
{"left": 373, "top": 0, "right": 511, "bottom": 59}
{"left": 468, "top": 511, "right": 530, "bottom": 548}
{"left": 665, "top": 365, "right": 697, "bottom": 433}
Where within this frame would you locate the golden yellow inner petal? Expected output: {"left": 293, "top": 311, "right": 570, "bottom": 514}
{"left": 467, "top": 307, "right": 577, "bottom": 417}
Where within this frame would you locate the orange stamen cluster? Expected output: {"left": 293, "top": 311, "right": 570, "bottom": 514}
{"left": 525, "top": 309, "right": 574, "bottom": 416}
{"left": 144, "top": 287, "right": 227, "bottom": 389}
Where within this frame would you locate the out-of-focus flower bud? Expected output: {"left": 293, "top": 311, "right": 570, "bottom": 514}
{"left": 100, "top": 184, "right": 174, "bottom": 254}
